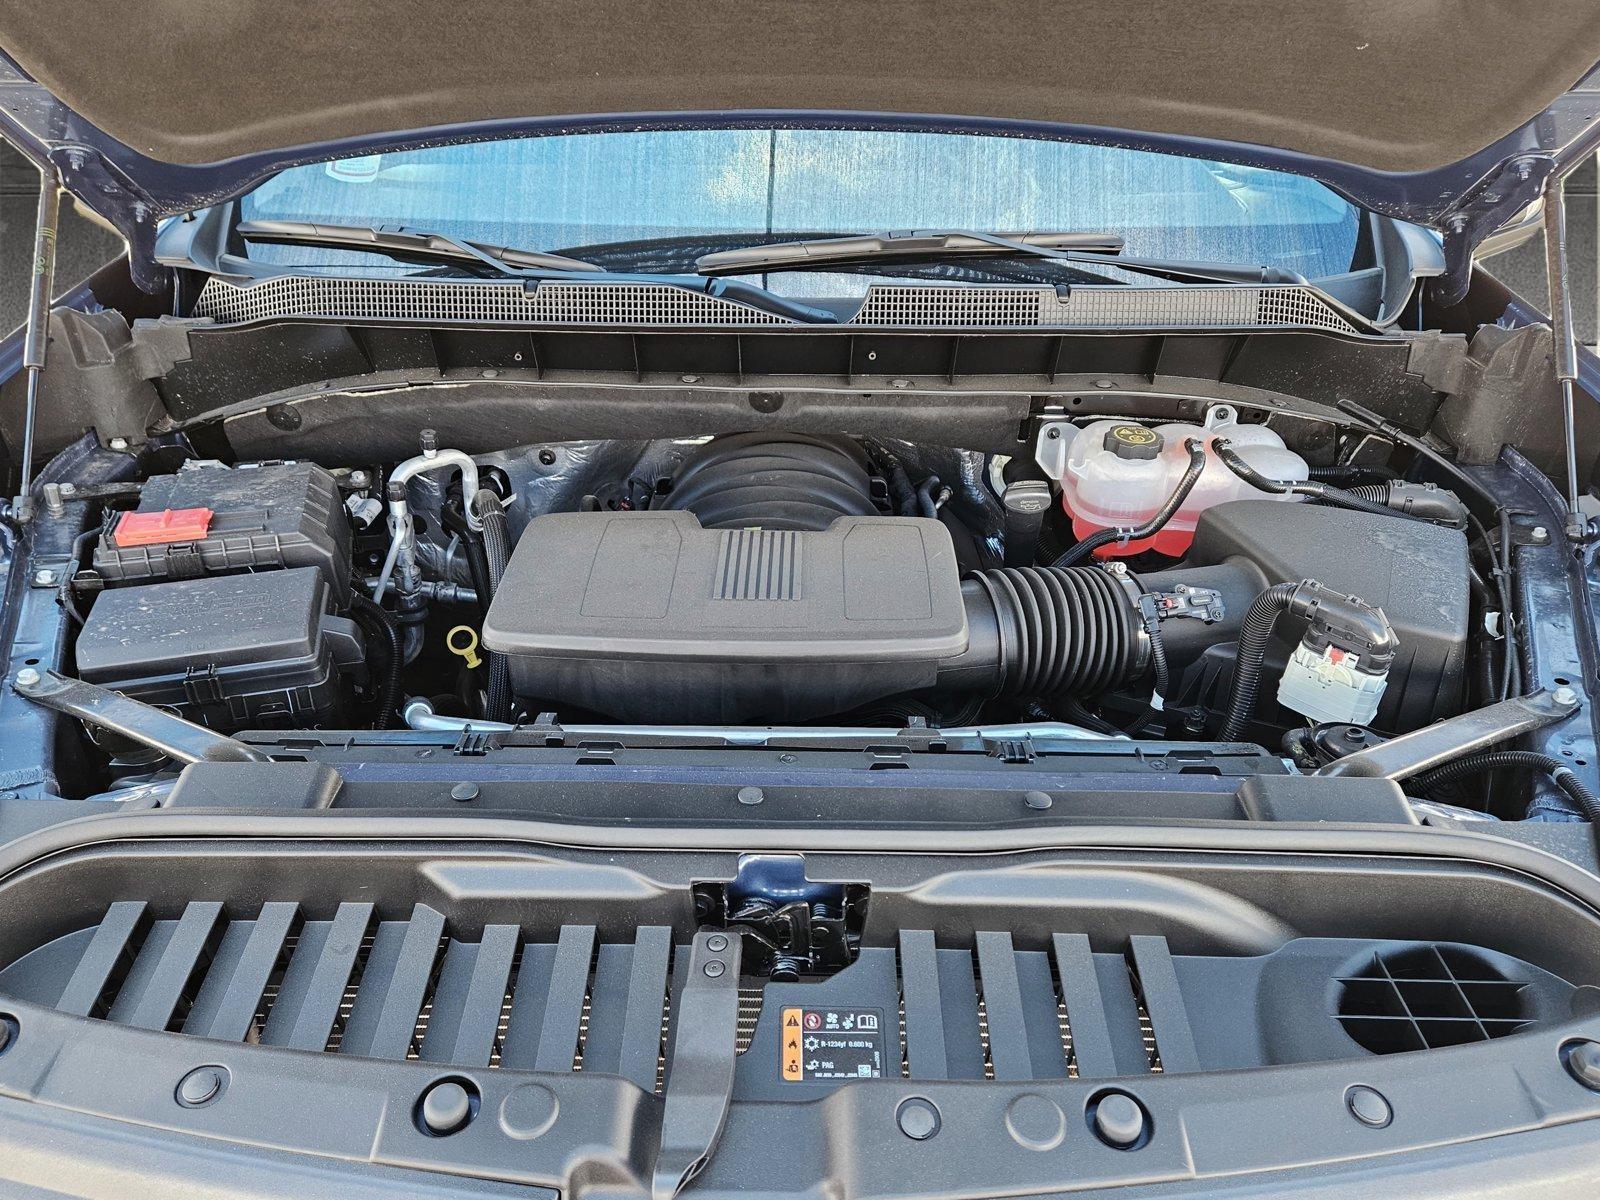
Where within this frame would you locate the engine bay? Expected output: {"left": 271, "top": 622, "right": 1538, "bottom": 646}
{"left": 44, "top": 399, "right": 1500, "bottom": 800}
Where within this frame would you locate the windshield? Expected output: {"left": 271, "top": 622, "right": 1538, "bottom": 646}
{"left": 237, "top": 129, "right": 1361, "bottom": 290}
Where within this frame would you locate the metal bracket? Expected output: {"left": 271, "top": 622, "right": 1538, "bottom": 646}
{"left": 11, "top": 669, "right": 270, "bottom": 764}
{"left": 651, "top": 930, "right": 743, "bottom": 1200}
{"left": 1432, "top": 154, "right": 1552, "bottom": 308}
{"left": 1316, "top": 689, "right": 1578, "bottom": 781}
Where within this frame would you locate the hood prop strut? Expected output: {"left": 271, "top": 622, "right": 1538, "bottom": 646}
{"left": 1541, "top": 169, "right": 1592, "bottom": 542}
{"left": 12, "top": 153, "right": 61, "bottom": 524}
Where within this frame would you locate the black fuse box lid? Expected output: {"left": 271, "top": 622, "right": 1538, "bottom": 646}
{"left": 75, "top": 567, "right": 343, "bottom": 728}
{"left": 92, "top": 461, "right": 352, "bottom": 604}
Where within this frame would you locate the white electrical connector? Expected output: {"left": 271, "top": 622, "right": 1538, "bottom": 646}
{"left": 1277, "top": 641, "right": 1389, "bottom": 726}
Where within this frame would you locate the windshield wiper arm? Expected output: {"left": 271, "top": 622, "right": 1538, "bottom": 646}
{"left": 235, "top": 220, "right": 839, "bottom": 323}
{"left": 697, "top": 230, "right": 1122, "bottom": 273}
{"left": 237, "top": 219, "right": 606, "bottom": 274}
{"left": 695, "top": 230, "right": 1308, "bottom": 286}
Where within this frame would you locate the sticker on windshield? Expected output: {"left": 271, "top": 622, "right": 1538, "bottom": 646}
{"left": 780, "top": 1006, "right": 885, "bottom": 1082}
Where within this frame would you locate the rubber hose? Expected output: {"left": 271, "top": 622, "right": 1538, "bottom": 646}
{"left": 1217, "top": 581, "right": 1302, "bottom": 741}
{"left": 889, "top": 465, "right": 917, "bottom": 517}
{"left": 1304, "top": 483, "right": 1410, "bottom": 519}
{"left": 471, "top": 489, "right": 514, "bottom": 723}
{"left": 1212, "top": 441, "right": 1288, "bottom": 493}
{"left": 349, "top": 593, "right": 403, "bottom": 729}
{"left": 1347, "top": 484, "right": 1392, "bottom": 504}
{"left": 1213, "top": 442, "right": 1425, "bottom": 523}
{"left": 1050, "top": 438, "right": 1207, "bottom": 568}
{"left": 963, "top": 566, "right": 1146, "bottom": 697}
{"left": 462, "top": 526, "right": 494, "bottom": 620}
{"left": 1415, "top": 749, "right": 1600, "bottom": 823}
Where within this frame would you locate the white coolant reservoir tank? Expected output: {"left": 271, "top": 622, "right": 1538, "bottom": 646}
{"left": 1045, "top": 405, "right": 1309, "bottom": 558}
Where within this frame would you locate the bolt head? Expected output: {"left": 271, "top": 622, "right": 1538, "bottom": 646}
{"left": 703, "top": 959, "right": 726, "bottom": 978}
{"left": 890, "top": 378, "right": 912, "bottom": 389}
{"left": 14, "top": 668, "right": 40, "bottom": 689}
{"left": 1554, "top": 685, "right": 1580, "bottom": 707}
{"left": 32, "top": 569, "right": 55, "bottom": 587}
{"left": 1531, "top": 526, "right": 1550, "bottom": 543}
{"left": 108, "top": 437, "right": 129, "bottom": 452}
{"left": 347, "top": 470, "right": 369, "bottom": 488}
{"left": 57, "top": 482, "right": 76, "bottom": 496}
{"left": 705, "top": 933, "right": 729, "bottom": 952}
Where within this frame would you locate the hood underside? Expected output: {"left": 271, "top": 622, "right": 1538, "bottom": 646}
{"left": 4, "top": 1, "right": 1600, "bottom": 296}
{"left": 3, "top": 0, "right": 1599, "bottom": 174}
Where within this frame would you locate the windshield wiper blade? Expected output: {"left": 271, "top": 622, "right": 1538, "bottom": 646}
{"left": 695, "top": 229, "right": 1308, "bottom": 286}
{"left": 235, "top": 220, "right": 839, "bottom": 323}
{"left": 237, "top": 219, "right": 606, "bottom": 274}
{"left": 697, "top": 230, "right": 1123, "bottom": 274}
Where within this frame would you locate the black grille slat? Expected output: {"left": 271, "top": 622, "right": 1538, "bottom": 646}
{"left": 55, "top": 901, "right": 150, "bottom": 1018}
{"left": 898, "top": 930, "right": 949, "bottom": 1080}
{"left": 617, "top": 927, "right": 673, "bottom": 1092}
{"left": 184, "top": 902, "right": 301, "bottom": 1041}
{"left": 340, "top": 905, "right": 447, "bottom": 1060}
{"left": 420, "top": 925, "right": 519, "bottom": 1068}
{"left": 499, "top": 924, "right": 596, "bottom": 1071}
{"left": 261, "top": 903, "right": 373, "bottom": 1051}
{"left": 1128, "top": 936, "right": 1199, "bottom": 1074}
{"left": 581, "top": 926, "right": 673, "bottom": 1092}
{"left": 577, "top": 942, "right": 635, "bottom": 1079}
{"left": 108, "top": 903, "right": 228, "bottom": 1032}
{"left": 974, "top": 931, "right": 1032, "bottom": 1081}
{"left": 1052, "top": 933, "right": 1115, "bottom": 1079}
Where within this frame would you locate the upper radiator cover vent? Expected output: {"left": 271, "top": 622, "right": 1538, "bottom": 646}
{"left": 1336, "top": 944, "right": 1533, "bottom": 1054}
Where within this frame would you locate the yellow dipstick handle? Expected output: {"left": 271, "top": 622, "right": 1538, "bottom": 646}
{"left": 446, "top": 625, "right": 483, "bottom": 669}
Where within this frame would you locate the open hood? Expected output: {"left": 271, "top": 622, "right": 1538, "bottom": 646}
{"left": 4, "top": 1, "right": 1600, "bottom": 298}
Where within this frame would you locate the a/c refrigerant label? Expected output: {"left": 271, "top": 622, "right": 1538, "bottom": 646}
{"left": 780, "top": 1006, "right": 885, "bottom": 1082}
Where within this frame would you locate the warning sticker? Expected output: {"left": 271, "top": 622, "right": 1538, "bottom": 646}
{"left": 780, "top": 1006, "right": 885, "bottom": 1082}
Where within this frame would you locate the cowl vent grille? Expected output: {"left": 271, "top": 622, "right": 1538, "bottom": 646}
{"left": 1336, "top": 944, "right": 1532, "bottom": 1054}
{"left": 192, "top": 275, "right": 1367, "bottom": 334}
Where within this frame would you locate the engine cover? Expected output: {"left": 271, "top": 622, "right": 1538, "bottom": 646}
{"left": 481, "top": 510, "right": 968, "bottom": 722}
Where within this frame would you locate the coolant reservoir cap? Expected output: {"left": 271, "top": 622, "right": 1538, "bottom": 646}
{"left": 1102, "top": 425, "right": 1164, "bottom": 460}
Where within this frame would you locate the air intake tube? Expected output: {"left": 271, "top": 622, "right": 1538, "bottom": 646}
{"left": 935, "top": 566, "right": 1151, "bottom": 698}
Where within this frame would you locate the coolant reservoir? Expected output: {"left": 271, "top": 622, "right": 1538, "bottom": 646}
{"left": 1046, "top": 405, "right": 1309, "bottom": 558}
